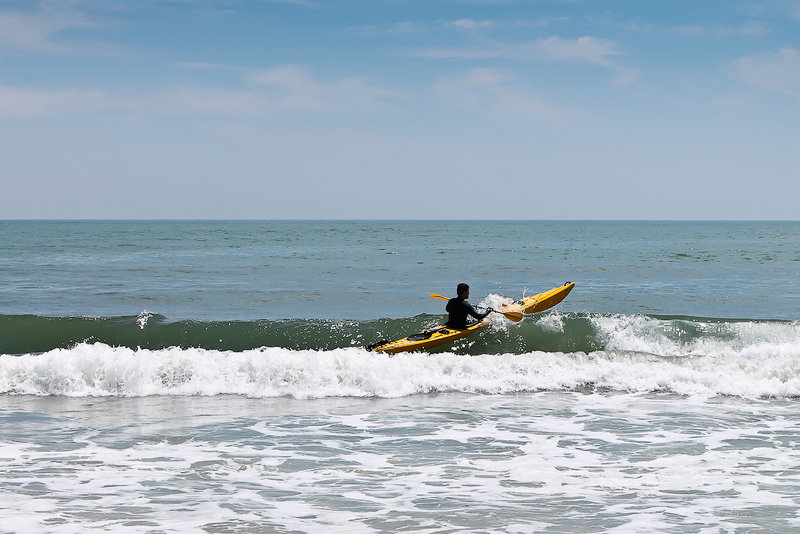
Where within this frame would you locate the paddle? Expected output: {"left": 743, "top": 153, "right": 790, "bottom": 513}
{"left": 429, "top": 294, "right": 523, "bottom": 322}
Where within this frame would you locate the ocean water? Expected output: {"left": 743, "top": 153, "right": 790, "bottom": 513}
{"left": 1, "top": 220, "right": 800, "bottom": 533}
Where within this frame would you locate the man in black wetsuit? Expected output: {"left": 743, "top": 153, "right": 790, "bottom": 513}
{"left": 445, "top": 283, "right": 491, "bottom": 329}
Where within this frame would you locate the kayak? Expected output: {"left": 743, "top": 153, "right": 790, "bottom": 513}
{"left": 368, "top": 282, "right": 575, "bottom": 354}
{"left": 367, "top": 282, "right": 575, "bottom": 354}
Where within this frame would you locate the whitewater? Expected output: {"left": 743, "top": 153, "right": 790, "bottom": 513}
{"left": 5, "top": 341, "right": 800, "bottom": 399}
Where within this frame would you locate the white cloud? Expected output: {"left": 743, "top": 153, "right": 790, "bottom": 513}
{"left": 0, "top": 85, "right": 112, "bottom": 117}
{"left": 415, "top": 35, "right": 621, "bottom": 66}
{"left": 347, "top": 21, "right": 426, "bottom": 38}
{"left": 263, "top": 0, "right": 320, "bottom": 6}
{"left": 737, "top": 1, "right": 800, "bottom": 22}
{"left": 620, "top": 20, "right": 769, "bottom": 39}
{"left": 251, "top": 65, "right": 400, "bottom": 113}
{"left": 0, "top": 2, "right": 95, "bottom": 52}
{"left": 175, "top": 61, "right": 235, "bottom": 71}
{"left": 432, "top": 68, "right": 567, "bottom": 123}
{"left": 731, "top": 48, "right": 800, "bottom": 97}
{"left": 532, "top": 36, "right": 620, "bottom": 66}
{"left": 449, "top": 19, "right": 495, "bottom": 30}
{"left": 145, "top": 88, "right": 270, "bottom": 115}
{"left": 139, "top": 66, "right": 399, "bottom": 116}
{"left": 0, "top": 65, "right": 400, "bottom": 118}
{"left": 417, "top": 35, "right": 635, "bottom": 86}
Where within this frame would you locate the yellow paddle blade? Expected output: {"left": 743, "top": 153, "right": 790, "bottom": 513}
{"left": 502, "top": 311, "right": 523, "bottom": 322}
{"left": 429, "top": 294, "right": 448, "bottom": 301}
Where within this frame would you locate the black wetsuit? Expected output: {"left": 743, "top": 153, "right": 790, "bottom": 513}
{"left": 446, "top": 298, "right": 489, "bottom": 329}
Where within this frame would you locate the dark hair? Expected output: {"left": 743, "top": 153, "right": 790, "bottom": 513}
{"left": 457, "top": 283, "right": 469, "bottom": 295}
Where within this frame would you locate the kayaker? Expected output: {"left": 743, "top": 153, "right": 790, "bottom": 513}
{"left": 446, "top": 283, "right": 491, "bottom": 329}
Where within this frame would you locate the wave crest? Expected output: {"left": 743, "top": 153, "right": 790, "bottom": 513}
{"left": 2, "top": 342, "right": 800, "bottom": 399}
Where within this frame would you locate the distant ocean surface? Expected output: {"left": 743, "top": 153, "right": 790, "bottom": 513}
{"left": 2, "top": 220, "right": 800, "bottom": 533}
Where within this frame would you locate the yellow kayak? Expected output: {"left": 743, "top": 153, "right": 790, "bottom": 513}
{"left": 368, "top": 282, "right": 575, "bottom": 354}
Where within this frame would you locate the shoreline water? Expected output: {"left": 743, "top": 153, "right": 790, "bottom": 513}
{"left": 2, "top": 392, "right": 799, "bottom": 533}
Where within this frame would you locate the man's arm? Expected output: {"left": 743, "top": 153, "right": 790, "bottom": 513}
{"left": 465, "top": 301, "right": 490, "bottom": 321}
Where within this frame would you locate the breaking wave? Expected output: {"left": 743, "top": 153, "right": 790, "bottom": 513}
{"left": 1, "top": 312, "right": 799, "bottom": 399}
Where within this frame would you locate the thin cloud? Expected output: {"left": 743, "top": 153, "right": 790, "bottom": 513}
{"left": 735, "top": 0, "right": 800, "bottom": 22}
{"left": 144, "top": 88, "right": 270, "bottom": 115}
{"left": 262, "top": 0, "right": 322, "bottom": 6}
{"left": 0, "top": 2, "right": 96, "bottom": 52}
{"left": 0, "top": 85, "right": 113, "bottom": 117}
{"left": 137, "top": 65, "right": 401, "bottom": 116}
{"left": 347, "top": 21, "right": 427, "bottom": 38}
{"left": 175, "top": 61, "right": 236, "bottom": 71}
{"left": 432, "top": 68, "right": 568, "bottom": 123}
{"left": 251, "top": 65, "right": 401, "bottom": 113}
{"left": 350, "top": 19, "right": 496, "bottom": 38}
{"left": 731, "top": 48, "right": 800, "bottom": 97}
{"left": 533, "top": 36, "right": 621, "bottom": 66}
{"left": 415, "top": 35, "right": 622, "bottom": 66}
{"left": 1, "top": 64, "right": 401, "bottom": 118}
{"left": 416, "top": 35, "right": 635, "bottom": 86}
{"left": 449, "top": 19, "right": 495, "bottom": 30}
{"left": 613, "top": 20, "right": 769, "bottom": 39}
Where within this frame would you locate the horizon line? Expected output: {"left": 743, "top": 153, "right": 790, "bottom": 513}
{"left": 2, "top": 218, "right": 800, "bottom": 223}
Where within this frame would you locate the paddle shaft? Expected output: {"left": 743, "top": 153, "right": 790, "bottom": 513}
{"left": 429, "top": 294, "right": 523, "bottom": 322}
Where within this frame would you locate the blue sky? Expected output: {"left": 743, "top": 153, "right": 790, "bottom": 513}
{"left": 1, "top": 0, "right": 799, "bottom": 219}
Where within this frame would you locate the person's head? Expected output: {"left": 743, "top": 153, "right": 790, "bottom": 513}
{"left": 456, "top": 283, "right": 470, "bottom": 299}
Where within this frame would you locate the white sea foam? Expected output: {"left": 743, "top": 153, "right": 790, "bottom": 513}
{"left": 2, "top": 393, "right": 800, "bottom": 533}
{"left": 590, "top": 314, "right": 800, "bottom": 360}
{"left": 136, "top": 310, "right": 155, "bottom": 329}
{"left": 2, "top": 331, "right": 800, "bottom": 399}
{"left": 537, "top": 310, "right": 566, "bottom": 332}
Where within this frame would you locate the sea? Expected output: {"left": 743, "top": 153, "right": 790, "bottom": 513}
{"left": 1, "top": 220, "right": 799, "bottom": 533}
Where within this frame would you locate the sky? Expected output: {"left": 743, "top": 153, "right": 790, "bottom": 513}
{"left": 1, "top": 0, "right": 799, "bottom": 220}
